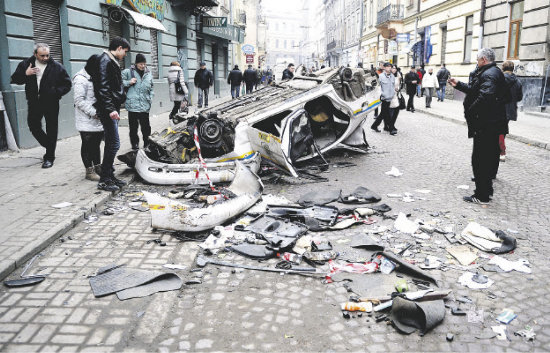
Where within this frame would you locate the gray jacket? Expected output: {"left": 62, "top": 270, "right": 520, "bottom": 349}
{"left": 73, "top": 69, "right": 103, "bottom": 132}
{"left": 167, "top": 66, "right": 188, "bottom": 102}
{"left": 379, "top": 72, "right": 396, "bottom": 102}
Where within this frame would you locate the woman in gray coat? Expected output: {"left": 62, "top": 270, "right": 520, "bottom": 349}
{"left": 167, "top": 61, "right": 189, "bottom": 120}
{"left": 73, "top": 56, "right": 103, "bottom": 181}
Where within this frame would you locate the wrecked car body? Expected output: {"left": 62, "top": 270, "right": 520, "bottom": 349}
{"left": 134, "top": 67, "right": 380, "bottom": 183}
{"left": 143, "top": 161, "right": 263, "bottom": 232}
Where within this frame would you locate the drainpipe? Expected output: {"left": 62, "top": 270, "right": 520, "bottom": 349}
{"left": 478, "top": 0, "right": 486, "bottom": 50}
{"left": 357, "top": 1, "right": 364, "bottom": 66}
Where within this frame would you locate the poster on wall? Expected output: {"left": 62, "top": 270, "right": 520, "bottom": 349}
{"left": 424, "top": 25, "right": 432, "bottom": 63}
{"left": 105, "top": 0, "right": 166, "bottom": 21}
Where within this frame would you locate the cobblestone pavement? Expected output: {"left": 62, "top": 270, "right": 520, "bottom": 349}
{"left": 1, "top": 109, "right": 550, "bottom": 352}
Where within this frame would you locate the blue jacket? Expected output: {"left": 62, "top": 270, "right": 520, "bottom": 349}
{"left": 122, "top": 66, "right": 154, "bottom": 112}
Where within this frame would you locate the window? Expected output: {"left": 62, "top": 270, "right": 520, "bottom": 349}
{"left": 463, "top": 15, "right": 473, "bottom": 62}
{"left": 369, "top": 0, "right": 374, "bottom": 27}
{"left": 150, "top": 29, "right": 159, "bottom": 79}
{"left": 441, "top": 25, "right": 447, "bottom": 64}
{"left": 276, "top": 39, "right": 279, "bottom": 48}
{"left": 507, "top": 1, "right": 523, "bottom": 59}
{"left": 108, "top": 8, "right": 126, "bottom": 68}
{"left": 32, "top": 0, "right": 63, "bottom": 63}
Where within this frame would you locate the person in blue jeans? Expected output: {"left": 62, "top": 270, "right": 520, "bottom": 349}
{"left": 91, "top": 37, "right": 130, "bottom": 192}
{"left": 436, "top": 64, "right": 451, "bottom": 102}
{"left": 227, "top": 65, "right": 243, "bottom": 99}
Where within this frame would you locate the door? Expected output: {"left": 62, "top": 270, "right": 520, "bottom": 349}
{"left": 212, "top": 43, "right": 219, "bottom": 95}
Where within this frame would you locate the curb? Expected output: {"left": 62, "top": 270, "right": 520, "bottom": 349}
{"left": 0, "top": 174, "right": 135, "bottom": 282}
{"left": 416, "top": 108, "right": 550, "bottom": 151}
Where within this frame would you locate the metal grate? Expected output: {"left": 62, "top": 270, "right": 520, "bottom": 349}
{"left": 109, "top": 9, "right": 125, "bottom": 69}
{"left": 150, "top": 29, "right": 159, "bottom": 79}
{"left": 31, "top": 0, "right": 63, "bottom": 63}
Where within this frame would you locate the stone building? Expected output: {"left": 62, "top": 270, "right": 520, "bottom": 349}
{"left": 325, "top": 0, "right": 344, "bottom": 67}
{"left": 0, "top": 0, "right": 247, "bottom": 148}
{"left": 482, "top": 0, "right": 550, "bottom": 109}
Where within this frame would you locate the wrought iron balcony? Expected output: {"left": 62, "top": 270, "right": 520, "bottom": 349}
{"left": 376, "top": 4, "right": 404, "bottom": 26}
{"left": 327, "top": 40, "right": 341, "bottom": 51}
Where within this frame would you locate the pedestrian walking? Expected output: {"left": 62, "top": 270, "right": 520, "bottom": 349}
{"left": 436, "top": 64, "right": 451, "bottom": 101}
{"left": 500, "top": 60, "right": 523, "bottom": 162}
{"left": 91, "top": 37, "right": 130, "bottom": 192}
{"left": 10, "top": 43, "right": 72, "bottom": 168}
{"left": 416, "top": 67, "right": 424, "bottom": 97}
{"left": 421, "top": 68, "right": 438, "bottom": 108}
{"left": 449, "top": 48, "right": 509, "bottom": 204}
{"left": 73, "top": 56, "right": 103, "bottom": 181}
{"left": 167, "top": 61, "right": 189, "bottom": 121}
{"left": 404, "top": 66, "right": 419, "bottom": 112}
{"left": 387, "top": 65, "right": 403, "bottom": 135}
{"left": 371, "top": 62, "right": 395, "bottom": 133}
{"left": 282, "top": 63, "right": 295, "bottom": 81}
{"left": 122, "top": 54, "right": 154, "bottom": 150}
{"left": 255, "top": 66, "right": 262, "bottom": 90}
{"left": 194, "top": 62, "right": 213, "bottom": 108}
{"left": 243, "top": 65, "right": 256, "bottom": 94}
{"left": 227, "top": 65, "right": 243, "bottom": 99}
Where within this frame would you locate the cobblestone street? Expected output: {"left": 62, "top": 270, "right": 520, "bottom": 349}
{"left": 1, "top": 109, "right": 549, "bottom": 352}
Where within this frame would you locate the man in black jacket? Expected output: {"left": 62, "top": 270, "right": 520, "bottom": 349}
{"left": 449, "top": 48, "right": 508, "bottom": 204}
{"left": 243, "top": 65, "right": 257, "bottom": 94}
{"left": 436, "top": 64, "right": 451, "bottom": 102}
{"left": 194, "top": 62, "right": 213, "bottom": 108}
{"left": 227, "top": 65, "right": 243, "bottom": 99}
{"left": 282, "top": 63, "right": 295, "bottom": 81}
{"left": 91, "top": 37, "right": 130, "bottom": 192}
{"left": 11, "top": 43, "right": 71, "bottom": 168}
{"left": 404, "top": 66, "right": 419, "bottom": 112}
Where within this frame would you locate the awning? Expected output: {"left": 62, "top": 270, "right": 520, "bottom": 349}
{"left": 122, "top": 8, "right": 167, "bottom": 32}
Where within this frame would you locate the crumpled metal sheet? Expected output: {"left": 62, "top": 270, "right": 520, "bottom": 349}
{"left": 297, "top": 190, "right": 341, "bottom": 207}
{"left": 231, "top": 244, "right": 276, "bottom": 259}
{"left": 390, "top": 296, "right": 446, "bottom": 335}
{"left": 89, "top": 267, "right": 178, "bottom": 298}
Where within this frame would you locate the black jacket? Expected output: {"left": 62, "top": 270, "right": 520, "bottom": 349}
{"left": 243, "top": 68, "right": 257, "bottom": 85}
{"left": 227, "top": 69, "right": 243, "bottom": 86}
{"left": 194, "top": 68, "right": 213, "bottom": 90}
{"left": 11, "top": 56, "right": 71, "bottom": 102}
{"left": 91, "top": 52, "right": 125, "bottom": 113}
{"left": 404, "top": 72, "right": 420, "bottom": 95}
{"left": 455, "top": 62, "right": 509, "bottom": 137}
{"left": 436, "top": 68, "right": 450, "bottom": 84}
{"left": 282, "top": 68, "right": 294, "bottom": 80}
{"left": 504, "top": 72, "right": 523, "bottom": 121}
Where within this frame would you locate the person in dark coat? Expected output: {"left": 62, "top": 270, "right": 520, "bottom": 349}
{"left": 404, "top": 66, "right": 419, "bottom": 112}
{"left": 194, "top": 62, "right": 214, "bottom": 108}
{"left": 436, "top": 64, "right": 451, "bottom": 101}
{"left": 243, "top": 65, "right": 257, "bottom": 94}
{"left": 227, "top": 65, "right": 243, "bottom": 99}
{"left": 499, "top": 60, "right": 523, "bottom": 162}
{"left": 10, "top": 43, "right": 72, "bottom": 168}
{"left": 91, "top": 37, "right": 131, "bottom": 192}
{"left": 282, "top": 63, "right": 295, "bottom": 80}
{"left": 449, "top": 48, "right": 509, "bottom": 204}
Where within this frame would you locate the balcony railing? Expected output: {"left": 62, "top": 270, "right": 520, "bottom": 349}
{"left": 377, "top": 4, "right": 404, "bottom": 25}
{"left": 327, "top": 40, "right": 341, "bottom": 51}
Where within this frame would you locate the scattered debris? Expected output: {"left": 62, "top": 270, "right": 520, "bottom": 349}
{"left": 394, "top": 213, "right": 419, "bottom": 234}
{"left": 446, "top": 245, "right": 478, "bottom": 266}
{"left": 3, "top": 254, "right": 46, "bottom": 288}
{"left": 390, "top": 297, "right": 446, "bottom": 335}
{"left": 492, "top": 325, "right": 509, "bottom": 341}
{"left": 385, "top": 166, "right": 403, "bottom": 177}
{"left": 458, "top": 272, "right": 494, "bottom": 289}
{"left": 488, "top": 256, "right": 531, "bottom": 273}
{"left": 514, "top": 326, "right": 536, "bottom": 341}
{"left": 51, "top": 202, "right": 73, "bottom": 208}
{"left": 456, "top": 185, "right": 469, "bottom": 190}
{"left": 496, "top": 309, "right": 517, "bottom": 324}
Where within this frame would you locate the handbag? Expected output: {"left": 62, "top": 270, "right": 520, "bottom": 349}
{"left": 175, "top": 70, "right": 185, "bottom": 95}
{"left": 398, "top": 92, "right": 406, "bottom": 110}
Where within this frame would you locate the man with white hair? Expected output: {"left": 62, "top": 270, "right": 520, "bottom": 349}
{"left": 11, "top": 43, "right": 71, "bottom": 168}
{"left": 449, "top": 48, "right": 509, "bottom": 204}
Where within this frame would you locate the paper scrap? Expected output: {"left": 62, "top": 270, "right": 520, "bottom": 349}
{"left": 385, "top": 166, "right": 403, "bottom": 177}
{"left": 458, "top": 271, "right": 494, "bottom": 289}
{"left": 488, "top": 256, "right": 531, "bottom": 274}
{"left": 52, "top": 202, "right": 73, "bottom": 208}
{"left": 394, "top": 212, "right": 419, "bottom": 234}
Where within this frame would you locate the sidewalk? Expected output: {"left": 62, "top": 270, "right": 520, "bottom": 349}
{"left": 411, "top": 95, "right": 550, "bottom": 150}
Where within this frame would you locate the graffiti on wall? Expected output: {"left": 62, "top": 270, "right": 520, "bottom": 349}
{"left": 106, "top": 0, "right": 166, "bottom": 20}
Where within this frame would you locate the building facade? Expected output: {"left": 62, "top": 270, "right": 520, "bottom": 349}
{"left": 262, "top": 4, "right": 304, "bottom": 69}
{"left": 0, "top": 0, "right": 247, "bottom": 148}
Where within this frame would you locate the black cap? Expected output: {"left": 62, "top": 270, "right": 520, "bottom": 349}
{"left": 200, "top": 62, "right": 206, "bottom": 66}
{"left": 135, "top": 53, "right": 146, "bottom": 64}
{"left": 383, "top": 62, "right": 392, "bottom": 67}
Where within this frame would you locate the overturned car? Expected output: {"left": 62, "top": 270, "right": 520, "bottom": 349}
{"left": 134, "top": 67, "right": 381, "bottom": 184}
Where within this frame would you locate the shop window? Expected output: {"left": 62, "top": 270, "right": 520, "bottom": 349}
{"left": 31, "top": 0, "right": 63, "bottom": 63}
{"left": 507, "top": 1, "right": 523, "bottom": 59}
{"left": 463, "top": 15, "right": 473, "bottom": 63}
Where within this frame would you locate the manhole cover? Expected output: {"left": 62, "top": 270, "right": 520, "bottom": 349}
{"left": 0, "top": 157, "right": 41, "bottom": 168}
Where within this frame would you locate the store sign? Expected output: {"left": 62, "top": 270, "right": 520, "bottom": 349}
{"left": 246, "top": 54, "right": 255, "bottom": 64}
{"left": 396, "top": 33, "right": 410, "bottom": 43}
{"left": 105, "top": 0, "right": 166, "bottom": 21}
{"left": 242, "top": 44, "right": 255, "bottom": 54}
{"left": 203, "top": 17, "right": 227, "bottom": 27}
{"left": 388, "top": 40, "right": 398, "bottom": 55}
{"left": 202, "top": 24, "right": 244, "bottom": 43}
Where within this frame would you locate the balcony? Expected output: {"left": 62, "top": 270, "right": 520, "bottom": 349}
{"left": 376, "top": 4, "right": 404, "bottom": 26}
{"left": 327, "top": 40, "right": 341, "bottom": 51}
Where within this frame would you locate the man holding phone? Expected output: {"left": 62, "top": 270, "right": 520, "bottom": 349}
{"left": 11, "top": 43, "right": 71, "bottom": 168}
